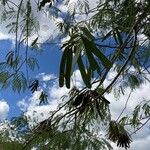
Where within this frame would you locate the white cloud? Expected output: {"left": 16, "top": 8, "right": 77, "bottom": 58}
{"left": 0, "top": 1, "right": 59, "bottom": 45}
{"left": 105, "top": 81, "right": 150, "bottom": 120}
{"left": 17, "top": 98, "right": 29, "bottom": 111}
{"left": 17, "top": 90, "right": 42, "bottom": 111}
{"left": 0, "top": 100, "right": 9, "bottom": 120}
{"left": 17, "top": 70, "right": 84, "bottom": 127}
{"left": 130, "top": 135, "right": 150, "bottom": 150}
{"left": 36, "top": 73, "right": 56, "bottom": 82}
{"left": 17, "top": 89, "right": 58, "bottom": 128}
{"left": 25, "top": 105, "right": 57, "bottom": 128}
{"left": 0, "top": 0, "right": 100, "bottom": 44}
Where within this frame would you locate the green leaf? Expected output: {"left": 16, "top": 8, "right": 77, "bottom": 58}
{"left": 115, "top": 28, "right": 123, "bottom": 45}
{"left": 0, "top": 62, "right": 7, "bottom": 70}
{"left": 72, "top": 47, "right": 81, "bottom": 68}
{"left": 79, "top": 26, "right": 94, "bottom": 40}
{"left": 27, "top": 57, "right": 39, "bottom": 70}
{"left": 12, "top": 72, "right": 27, "bottom": 92}
{"left": 102, "top": 30, "right": 112, "bottom": 42}
{"left": 128, "top": 74, "right": 141, "bottom": 89}
{"left": 131, "top": 105, "right": 141, "bottom": 128}
{"left": 87, "top": 67, "right": 92, "bottom": 83}
{"left": 0, "top": 71, "right": 9, "bottom": 88}
{"left": 39, "top": 91, "right": 48, "bottom": 104}
{"left": 0, "top": 142, "right": 23, "bottom": 150}
{"left": 6, "top": 51, "right": 14, "bottom": 67}
{"left": 81, "top": 36, "right": 101, "bottom": 74}
{"left": 77, "top": 55, "right": 91, "bottom": 88}
{"left": 31, "top": 37, "right": 38, "bottom": 46}
{"left": 142, "top": 103, "right": 150, "bottom": 117}
{"left": 82, "top": 36, "right": 112, "bottom": 69}
{"left": 65, "top": 48, "right": 73, "bottom": 89}
{"left": 29, "top": 79, "right": 39, "bottom": 93}
{"left": 91, "top": 46, "right": 112, "bottom": 69}
{"left": 84, "top": 48, "right": 99, "bottom": 71}
{"left": 59, "top": 49, "right": 68, "bottom": 87}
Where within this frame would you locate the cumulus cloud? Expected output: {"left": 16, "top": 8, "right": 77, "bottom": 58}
{"left": 105, "top": 80, "right": 150, "bottom": 120}
{"left": 130, "top": 135, "right": 150, "bottom": 150}
{"left": 17, "top": 70, "right": 84, "bottom": 126}
{"left": 17, "top": 89, "right": 57, "bottom": 127}
{"left": 0, "top": 0, "right": 100, "bottom": 44}
{"left": 0, "top": 100, "right": 9, "bottom": 120}
{"left": 36, "top": 73, "right": 56, "bottom": 82}
{"left": 0, "top": 0, "right": 60, "bottom": 44}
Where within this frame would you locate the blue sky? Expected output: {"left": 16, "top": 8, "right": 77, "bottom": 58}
{"left": 0, "top": 39, "right": 61, "bottom": 118}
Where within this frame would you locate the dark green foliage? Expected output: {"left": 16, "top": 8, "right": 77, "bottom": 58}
{"left": 12, "top": 72, "right": 27, "bottom": 92}
{"left": 59, "top": 48, "right": 68, "bottom": 87}
{"left": 129, "top": 101, "right": 150, "bottom": 128}
{"left": 69, "top": 88, "right": 111, "bottom": 123}
{"left": 0, "top": 71, "right": 9, "bottom": 86}
{"left": 0, "top": 0, "right": 150, "bottom": 149}
{"left": 77, "top": 55, "right": 91, "bottom": 88}
{"left": 29, "top": 79, "right": 39, "bottom": 93}
{"left": 65, "top": 48, "right": 73, "bottom": 88}
{"left": 59, "top": 25, "right": 112, "bottom": 89}
{"left": 39, "top": 0, "right": 53, "bottom": 10}
{"left": 107, "top": 121, "right": 132, "bottom": 149}
{"left": 23, "top": 126, "right": 113, "bottom": 150}
{"left": 6, "top": 51, "right": 14, "bottom": 67}
{"left": 0, "top": 142, "right": 23, "bottom": 150}
{"left": 39, "top": 91, "right": 48, "bottom": 104}
{"left": 81, "top": 36, "right": 112, "bottom": 69}
{"left": 27, "top": 57, "right": 39, "bottom": 71}
{"left": 31, "top": 37, "right": 38, "bottom": 46}
{"left": 72, "top": 92, "right": 84, "bottom": 107}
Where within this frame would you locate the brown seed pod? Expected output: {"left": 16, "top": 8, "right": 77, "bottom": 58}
{"left": 72, "top": 93, "right": 84, "bottom": 107}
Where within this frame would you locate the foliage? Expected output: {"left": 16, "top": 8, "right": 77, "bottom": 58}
{"left": 0, "top": 0, "right": 150, "bottom": 150}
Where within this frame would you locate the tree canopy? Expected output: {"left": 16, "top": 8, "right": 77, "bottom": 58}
{"left": 0, "top": 0, "right": 150, "bottom": 149}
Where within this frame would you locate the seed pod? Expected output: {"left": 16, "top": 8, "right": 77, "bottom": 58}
{"left": 72, "top": 93, "right": 84, "bottom": 107}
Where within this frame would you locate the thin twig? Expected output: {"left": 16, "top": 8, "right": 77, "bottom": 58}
{"left": 130, "top": 117, "right": 150, "bottom": 136}
{"left": 116, "top": 89, "right": 132, "bottom": 122}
